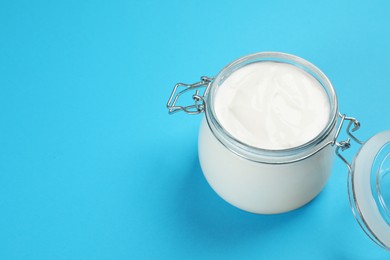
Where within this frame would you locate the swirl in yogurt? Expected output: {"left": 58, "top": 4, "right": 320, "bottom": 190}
{"left": 214, "top": 62, "right": 330, "bottom": 150}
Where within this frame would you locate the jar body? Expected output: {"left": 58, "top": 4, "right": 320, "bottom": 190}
{"left": 198, "top": 117, "right": 336, "bottom": 214}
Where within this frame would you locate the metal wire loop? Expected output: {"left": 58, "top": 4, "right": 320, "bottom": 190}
{"left": 166, "top": 76, "right": 214, "bottom": 115}
{"left": 334, "top": 113, "right": 365, "bottom": 172}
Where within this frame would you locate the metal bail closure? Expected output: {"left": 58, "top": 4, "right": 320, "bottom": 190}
{"left": 333, "top": 113, "right": 364, "bottom": 172}
{"left": 166, "top": 76, "right": 214, "bottom": 115}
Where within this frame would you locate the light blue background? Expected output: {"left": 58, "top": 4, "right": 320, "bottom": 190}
{"left": 1, "top": 0, "right": 390, "bottom": 259}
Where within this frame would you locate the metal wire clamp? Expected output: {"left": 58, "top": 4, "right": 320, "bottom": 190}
{"left": 334, "top": 113, "right": 364, "bottom": 172}
{"left": 166, "top": 76, "right": 214, "bottom": 115}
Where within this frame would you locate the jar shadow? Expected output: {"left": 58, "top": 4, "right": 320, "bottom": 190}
{"left": 174, "top": 157, "right": 317, "bottom": 248}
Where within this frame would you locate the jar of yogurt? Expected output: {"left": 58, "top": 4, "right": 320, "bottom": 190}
{"left": 166, "top": 52, "right": 390, "bottom": 249}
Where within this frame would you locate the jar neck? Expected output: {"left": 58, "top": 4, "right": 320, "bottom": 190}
{"left": 204, "top": 52, "right": 339, "bottom": 164}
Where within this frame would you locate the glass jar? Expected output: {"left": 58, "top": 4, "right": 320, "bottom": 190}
{"left": 167, "top": 52, "right": 390, "bottom": 250}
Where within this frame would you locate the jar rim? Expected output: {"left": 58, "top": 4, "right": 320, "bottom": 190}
{"left": 204, "top": 52, "right": 339, "bottom": 164}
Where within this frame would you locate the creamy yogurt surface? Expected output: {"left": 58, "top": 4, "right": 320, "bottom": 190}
{"left": 214, "top": 61, "right": 330, "bottom": 150}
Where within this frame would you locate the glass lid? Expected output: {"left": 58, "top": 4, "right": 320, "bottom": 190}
{"left": 348, "top": 130, "right": 390, "bottom": 250}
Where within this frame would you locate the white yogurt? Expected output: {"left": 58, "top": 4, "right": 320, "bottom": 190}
{"left": 214, "top": 62, "right": 330, "bottom": 150}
